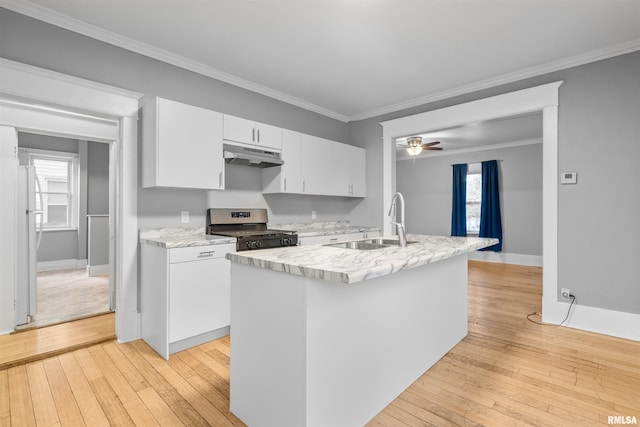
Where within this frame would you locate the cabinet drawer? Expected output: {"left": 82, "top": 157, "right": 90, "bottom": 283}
{"left": 169, "top": 243, "right": 236, "bottom": 263}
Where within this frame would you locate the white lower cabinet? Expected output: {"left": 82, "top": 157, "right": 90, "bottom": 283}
{"left": 141, "top": 242, "right": 235, "bottom": 359}
{"left": 297, "top": 231, "right": 381, "bottom": 246}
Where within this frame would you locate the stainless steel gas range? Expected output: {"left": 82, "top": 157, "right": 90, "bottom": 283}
{"left": 206, "top": 208, "right": 298, "bottom": 251}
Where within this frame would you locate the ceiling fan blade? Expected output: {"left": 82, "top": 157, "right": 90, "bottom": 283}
{"left": 421, "top": 141, "right": 441, "bottom": 147}
{"left": 423, "top": 147, "right": 443, "bottom": 151}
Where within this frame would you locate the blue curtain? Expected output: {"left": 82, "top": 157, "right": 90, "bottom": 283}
{"left": 451, "top": 163, "right": 467, "bottom": 236}
{"left": 479, "top": 160, "right": 502, "bottom": 251}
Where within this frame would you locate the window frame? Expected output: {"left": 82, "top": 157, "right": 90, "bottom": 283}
{"left": 466, "top": 163, "right": 482, "bottom": 235}
{"left": 28, "top": 148, "right": 79, "bottom": 231}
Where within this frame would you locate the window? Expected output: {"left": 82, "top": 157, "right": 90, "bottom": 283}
{"left": 466, "top": 164, "right": 482, "bottom": 234}
{"left": 29, "top": 150, "right": 79, "bottom": 230}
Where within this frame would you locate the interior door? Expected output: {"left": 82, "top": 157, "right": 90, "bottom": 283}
{"left": 0, "top": 126, "right": 19, "bottom": 328}
{"left": 16, "top": 165, "right": 38, "bottom": 325}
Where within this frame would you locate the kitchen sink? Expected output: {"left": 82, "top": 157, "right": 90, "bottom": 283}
{"left": 360, "top": 238, "right": 418, "bottom": 246}
{"left": 325, "top": 241, "right": 389, "bottom": 250}
{"left": 324, "top": 238, "right": 418, "bottom": 250}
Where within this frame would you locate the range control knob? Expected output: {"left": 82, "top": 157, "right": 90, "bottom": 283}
{"left": 280, "top": 238, "right": 292, "bottom": 246}
{"left": 246, "top": 240, "right": 262, "bottom": 250}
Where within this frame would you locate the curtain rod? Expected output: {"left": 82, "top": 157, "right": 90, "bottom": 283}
{"left": 450, "top": 159, "right": 503, "bottom": 166}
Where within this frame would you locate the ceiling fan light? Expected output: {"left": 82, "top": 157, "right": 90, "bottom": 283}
{"left": 406, "top": 145, "right": 422, "bottom": 155}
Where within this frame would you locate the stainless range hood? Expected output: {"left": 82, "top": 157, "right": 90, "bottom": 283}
{"left": 223, "top": 143, "right": 283, "bottom": 168}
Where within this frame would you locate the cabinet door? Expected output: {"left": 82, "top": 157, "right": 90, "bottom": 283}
{"left": 169, "top": 257, "right": 230, "bottom": 343}
{"left": 332, "top": 142, "right": 350, "bottom": 196}
{"left": 345, "top": 144, "right": 366, "bottom": 197}
{"left": 256, "top": 122, "right": 282, "bottom": 150}
{"left": 281, "top": 129, "right": 302, "bottom": 193}
{"left": 300, "top": 135, "right": 335, "bottom": 195}
{"left": 223, "top": 114, "right": 255, "bottom": 145}
{"left": 154, "top": 98, "right": 224, "bottom": 190}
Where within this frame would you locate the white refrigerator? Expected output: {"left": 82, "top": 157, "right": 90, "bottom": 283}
{"left": 16, "top": 164, "right": 42, "bottom": 326}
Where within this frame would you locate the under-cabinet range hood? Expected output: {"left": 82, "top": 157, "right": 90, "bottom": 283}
{"left": 223, "top": 143, "right": 283, "bottom": 168}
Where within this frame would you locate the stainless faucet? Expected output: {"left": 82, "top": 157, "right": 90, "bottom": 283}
{"left": 388, "top": 192, "right": 407, "bottom": 247}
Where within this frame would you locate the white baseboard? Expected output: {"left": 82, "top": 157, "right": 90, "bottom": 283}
{"left": 87, "top": 264, "right": 109, "bottom": 276}
{"left": 37, "top": 258, "right": 87, "bottom": 272}
{"left": 543, "top": 297, "right": 640, "bottom": 342}
{"left": 468, "top": 251, "right": 542, "bottom": 267}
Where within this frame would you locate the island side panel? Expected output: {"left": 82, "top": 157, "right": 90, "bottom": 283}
{"left": 229, "top": 262, "right": 308, "bottom": 427}
{"left": 306, "top": 255, "right": 469, "bottom": 427}
{"left": 140, "top": 244, "right": 170, "bottom": 360}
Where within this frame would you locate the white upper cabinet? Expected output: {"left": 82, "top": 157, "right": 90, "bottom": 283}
{"left": 142, "top": 97, "right": 225, "bottom": 190}
{"left": 344, "top": 143, "right": 367, "bottom": 197}
{"left": 262, "top": 129, "right": 303, "bottom": 194}
{"left": 223, "top": 114, "right": 283, "bottom": 150}
{"left": 300, "top": 134, "right": 334, "bottom": 195}
{"left": 263, "top": 132, "right": 366, "bottom": 197}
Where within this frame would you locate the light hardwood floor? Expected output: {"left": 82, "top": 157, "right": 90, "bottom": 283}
{"left": 0, "top": 313, "right": 115, "bottom": 371}
{"left": 2, "top": 262, "right": 639, "bottom": 426}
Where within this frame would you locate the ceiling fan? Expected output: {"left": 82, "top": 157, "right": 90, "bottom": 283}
{"left": 398, "top": 136, "right": 443, "bottom": 156}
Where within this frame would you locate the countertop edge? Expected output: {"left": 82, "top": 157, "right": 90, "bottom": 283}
{"left": 227, "top": 235, "right": 498, "bottom": 284}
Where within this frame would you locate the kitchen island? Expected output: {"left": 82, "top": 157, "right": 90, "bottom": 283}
{"left": 227, "top": 234, "right": 497, "bottom": 427}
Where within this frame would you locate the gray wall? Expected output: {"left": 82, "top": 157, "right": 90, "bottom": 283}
{"left": 87, "top": 141, "right": 109, "bottom": 215}
{"left": 396, "top": 143, "right": 543, "bottom": 256}
{"left": 0, "top": 8, "right": 352, "bottom": 230}
{"left": 349, "top": 51, "right": 640, "bottom": 315}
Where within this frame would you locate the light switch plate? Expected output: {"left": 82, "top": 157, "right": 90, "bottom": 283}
{"left": 181, "top": 211, "right": 189, "bottom": 224}
{"left": 560, "top": 171, "right": 577, "bottom": 184}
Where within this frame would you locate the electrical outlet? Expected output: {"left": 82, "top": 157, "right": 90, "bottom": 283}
{"left": 561, "top": 288, "right": 571, "bottom": 300}
{"left": 311, "top": 210, "right": 317, "bottom": 220}
{"left": 181, "top": 211, "right": 189, "bottom": 224}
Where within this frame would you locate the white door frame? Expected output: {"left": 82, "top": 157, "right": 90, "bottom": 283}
{"left": 380, "top": 81, "right": 563, "bottom": 324}
{"left": 0, "top": 58, "right": 141, "bottom": 341}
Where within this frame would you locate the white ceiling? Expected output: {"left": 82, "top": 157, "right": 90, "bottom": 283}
{"left": 395, "top": 112, "right": 542, "bottom": 160}
{"left": 3, "top": 0, "right": 640, "bottom": 122}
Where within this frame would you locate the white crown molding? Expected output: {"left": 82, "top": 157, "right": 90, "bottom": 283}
{"left": 349, "top": 39, "right": 640, "bottom": 122}
{"left": 396, "top": 138, "right": 542, "bottom": 161}
{"left": 0, "top": 0, "right": 350, "bottom": 122}
{"left": 2, "top": 0, "right": 639, "bottom": 124}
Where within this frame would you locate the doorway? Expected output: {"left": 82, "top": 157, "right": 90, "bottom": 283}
{"left": 380, "top": 81, "right": 564, "bottom": 324}
{"left": 0, "top": 58, "right": 141, "bottom": 340}
{"left": 15, "top": 132, "right": 113, "bottom": 330}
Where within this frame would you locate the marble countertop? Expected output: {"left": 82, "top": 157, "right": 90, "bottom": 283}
{"left": 227, "top": 234, "right": 498, "bottom": 284}
{"left": 139, "top": 227, "right": 236, "bottom": 249}
{"left": 269, "top": 221, "right": 382, "bottom": 237}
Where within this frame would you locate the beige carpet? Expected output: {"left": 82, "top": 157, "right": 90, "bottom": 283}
{"left": 24, "top": 268, "right": 111, "bottom": 329}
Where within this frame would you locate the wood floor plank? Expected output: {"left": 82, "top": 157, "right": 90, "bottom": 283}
{"left": 102, "top": 341, "right": 150, "bottom": 393}
{"left": 137, "top": 387, "right": 185, "bottom": 427}
{"left": 58, "top": 352, "right": 110, "bottom": 427}
{"left": 88, "top": 343, "right": 158, "bottom": 425}
{"left": 0, "top": 370, "right": 9, "bottom": 420}
{"left": 25, "top": 361, "right": 59, "bottom": 426}
{"left": 127, "top": 341, "right": 211, "bottom": 426}
{"left": 7, "top": 365, "right": 36, "bottom": 427}
{"left": 88, "top": 376, "right": 135, "bottom": 426}
{"left": 42, "top": 357, "right": 86, "bottom": 426}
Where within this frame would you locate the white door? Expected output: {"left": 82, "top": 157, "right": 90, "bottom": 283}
{"left": 16, "top": 165, "right": 38, "bottom": 325}
{"left": 0, "top": 126, "right": 18, "bottom": 331}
